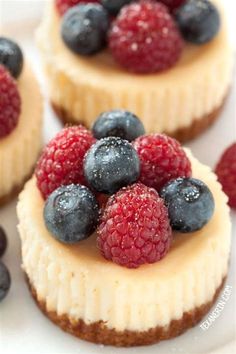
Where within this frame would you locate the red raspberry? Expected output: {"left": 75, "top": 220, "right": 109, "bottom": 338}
{"left": 97, "top": 183, "right": 172, "bottom": 268}
{"left": 35, "top": 126, "right": 96, "bottom": 199}
{"left": 55, "top": 0, "right": 100, "bottom": 16}
{"left": 0, "top": 65, "right": 21, "bottom": 138}
{"left": 133, "top": 134, "right": 192, "bottom": 191}
{"left": 159, "top": 0, "right": 186, "bottom": 12}
{"left": 108, "top": 0, "right": 184, "bottom": 73}
{"left": 215, "top": 143, "right": 236, "bottom": 209}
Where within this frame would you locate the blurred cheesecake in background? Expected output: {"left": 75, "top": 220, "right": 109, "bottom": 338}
{"left": 36, "top": 0, "right": 233, "bottom": 141}
{"left": 0, "top": 37, "right": 42, "bottom": 205}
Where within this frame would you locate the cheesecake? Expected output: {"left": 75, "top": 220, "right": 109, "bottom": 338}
{"left": 36, "top": 0, "right": 233, "bottom": 141}
{"left": 17, "top": 120, "right": 231, "bottom": 346}
{"left": 0, "top": 38, "right": 42, "bottom": 205}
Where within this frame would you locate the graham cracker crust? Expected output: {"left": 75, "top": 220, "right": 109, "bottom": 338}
{"left": 26, "top": 274, "right": 226, "bottom": 347}
{"left": 51, "top": 95, "right": 227, "bottom": 143}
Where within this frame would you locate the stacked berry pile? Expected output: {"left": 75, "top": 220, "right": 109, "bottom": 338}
{"left": 55, "top": 0, "right": 221, "bottom": 73}
{"left": 36, "top": 109, "right": 215, "bottom": 268}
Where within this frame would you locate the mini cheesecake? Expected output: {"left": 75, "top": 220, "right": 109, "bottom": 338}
{"left": 17, "top": 150, "right": 231, "bottom": 346}
{"left": 36, "top": 0, "right": 233, "bottom": 141}
{"left": 0, "top": 63, "right": 42, "bottom": 205}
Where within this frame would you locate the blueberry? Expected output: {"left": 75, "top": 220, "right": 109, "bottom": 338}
{"left": 84, "top": 137, "right": 140, "bottom": 194}
{"left": 0, "top": 261, "right": 11, "bottom": 302}
{"left": 61, "top": 4, "right": 109, "bottom": 55}
{"left": 175, "top": 0, "right": 220, "bottom": 44}
{"left": 44, "top": 184, "right": 99, "bottom": 244}
{"left": 101, "top": 0, "right": 132, "bottom": 15}
{"left": 0, "top": 37, "right": 23, "bottom": 78}
{"left": 0, "top": 226, "right": 7, "bottom": 258}
{"left": 160, "top": 177, "right": 215, "bottom": 233}
{"left": 92, "top": 110, "right": 145, "bottom": 142}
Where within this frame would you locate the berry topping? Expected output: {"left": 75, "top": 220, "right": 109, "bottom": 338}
{"left": 0, "top": 261, "right": 11, "bottom": 302}
{"left": 44, "top": 184, "right": 99, "bottom": 243}
{"left": 55, "top": 0, "right": 100, "bottom": 16}
{"left": 0, "top": 226, "right": 7, "bottom": 258}
{"left": 175, "top": 0, "right": 220, "bottom": 44}
{"left": 159, "top": 0, "right": 186, "bottom": 12}
{"left": 160, "top": 177, "right": 215, "bottom": 232}
{"left": 133, "top": 134, "right": 191, "bottom": 191}
{"left": 0, "top": 37, "right": 23, "bottom": 79}
{"left": 101, "top": 0, "right": 132, "bottom": 15}
{"left": 215, "top": 143, "right": 236, "bottom": 209}
{"left": 97, "top": 183, "right": 172, "bottom": 268}
{"left": 61, "top": 4, "right": 109, "bottom": 55}
{"left": 84, "top": 137, "right": 140, "bottom": 194}
{"left": 35, "top": 126, "right": 96, "bottom": 200}
{"left": 0, "top": 65, "right": 21, "bottom": 138}
{"left": 92, "top": 109, "right": 145, "bottom": 141}
{"left": 108, "top": 0, "right": 184, "bottom": 73}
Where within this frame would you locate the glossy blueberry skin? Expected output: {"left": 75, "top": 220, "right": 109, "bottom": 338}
{"left": 61, "top": 4, "right": 109, "bottom": 55}
{"left": 0, "top": 37, "right": 23, "bottom": 78}
{"left": 101, "top": 0, "right": 132, "bottom": 15}
{"left": 160, "top": 177, "right": 215, "bottom": 233}
{"left": 44, "top": 184, "right": 100, "bottom": 244}
{"left": 84, "top": 137, "right": 140, "bottom": 194}
{"left": 92, "top": 110, "right": 145, "bottom": 142}
{"left": 0, "top": 261, "right": 11, "bottom": 302}
{"left": 175, "top": 0, "right": 220, "bottom": 44}
{"left": 0, "top": 226, "right": 7, "bottom": 258}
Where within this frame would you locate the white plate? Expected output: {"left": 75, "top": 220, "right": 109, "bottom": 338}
{"left": 0, "top": 1, "right": 236, "bottom": 353}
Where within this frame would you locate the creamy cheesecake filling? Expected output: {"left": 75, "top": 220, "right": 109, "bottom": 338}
{"left": 0, "top": 64, "right": 42, "bottom": 199}
{"left": 17, "top": 151, "right": 231, "bottom": 332}
{"left": 36, "top": 0, "right": 233, "bottom": 134}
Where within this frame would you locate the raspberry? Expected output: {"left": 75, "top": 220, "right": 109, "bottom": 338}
{"left": 55, "top": 0, "right": 100, "bottom": 16}
{"left": 160, "top": 0, "right": 186, "bottom": 11}
{"left": 108, "top": 0, "right": 184, "bottom": 73}
{"left": 0, "top": 65, "right": 21, "bottom": 138}
{"left": 215, "top": 143, "right": 236, "bottom": 209}
{"left": 133, "top": 134, "right": 192, "bottom": 191}
{"left": 35, "top": 126, "right": 96, "bottom": 199}
{"left": 97, "top": 183, "right": 172, "bottom": 268}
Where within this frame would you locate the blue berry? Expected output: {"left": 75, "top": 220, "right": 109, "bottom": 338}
{"left": 0, "top": 226, "right": 7, "bottom": 258}
{"left": 160, "top": 177, "right": 215, "bottom": 233}
{"left": 175, "top": 0, "right": 220, "bottom": 44}
{"left": 0, "top": 261, "right": 11, "bottom": 302}
{"left": 92, "top": 110, "right": 145, "bottom": 142}
{"left": 101, "top": 0, "right": 132, "bottom": 15}
{"left": 44, "top": 184, "right": 99, "bottom": 244}
{"left": 61, "top": 4, "right": 109, "bottom": 55}
{"left": 84, "top": 137, "right": 140, "bottom": 194}
{"left": 0, "top": 37, "right": 23, "bottom": 78}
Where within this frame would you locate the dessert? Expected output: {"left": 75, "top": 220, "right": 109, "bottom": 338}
{"left": 0, "top": 37, "right": 42, "bottom": 205}
{"left": 17, "top": 110, "right": 231, "bottom": 346}
{"left": 36, "top": 0, "right": 233, "bottom": 141}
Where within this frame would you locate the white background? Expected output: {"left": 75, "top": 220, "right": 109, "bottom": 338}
{"left": 0, "top": 1, "right": 236, "bottom": 354}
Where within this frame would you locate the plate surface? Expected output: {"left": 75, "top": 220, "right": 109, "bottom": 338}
{"left": 0, "top": 1, "right": 236, "bottom": 353}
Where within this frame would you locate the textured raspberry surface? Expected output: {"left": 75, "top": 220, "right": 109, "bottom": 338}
{"left": 55, "top": 0, "right": 100, "bottom": 16}
{"left": 133, "top": 134, "right": 192, "bottom": 191}
{"left": 97, "top": 183, "right": 172, "bottom": 268}
{"left": 159, "top": 0, "right": 186, "bottom": 11}
{"left": 35, "top": 126, "right": 96, "bottom": 199}
{"left": 0, "top": 65, "right": 21, "bottom": 138}
{"left": 108, "top": 0, "right": 184, "bottom": 73}
{"left": 215, "top": 143, "right": 236, "bottom": 209}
